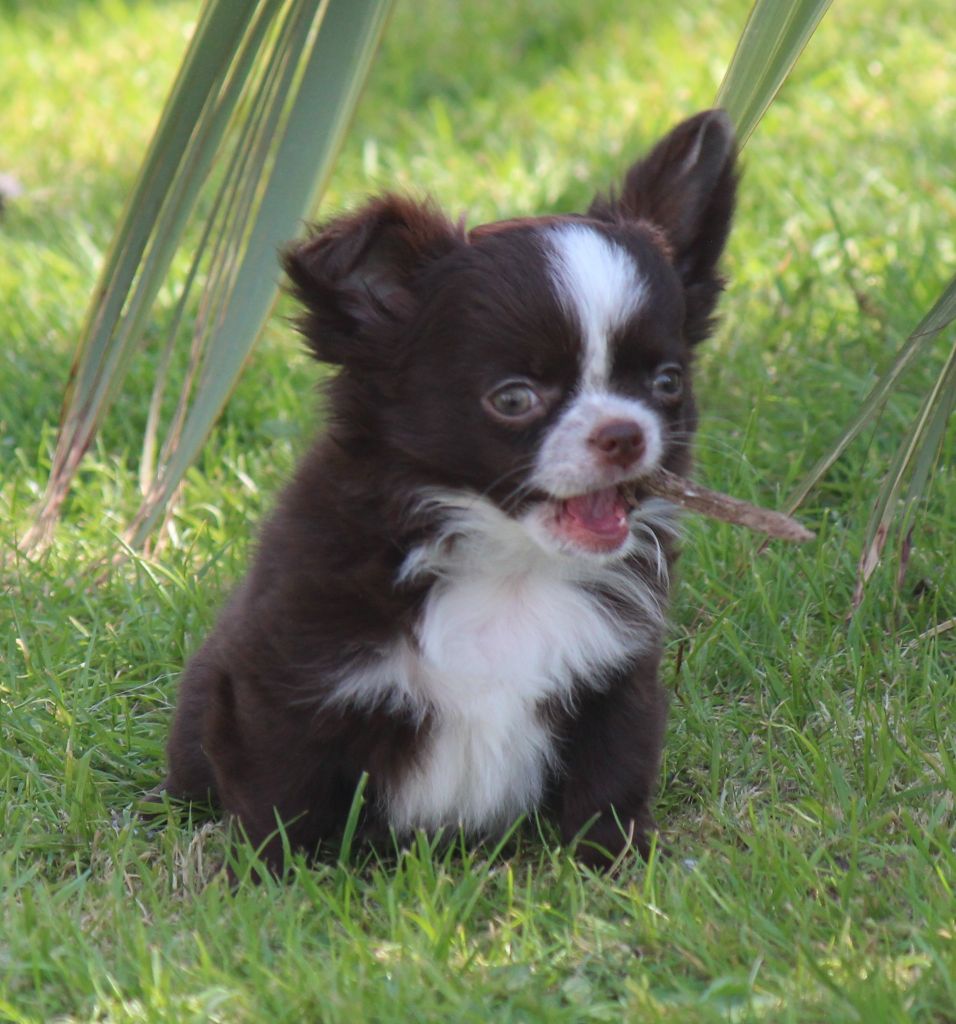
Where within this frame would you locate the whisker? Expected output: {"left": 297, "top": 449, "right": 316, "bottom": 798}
{"left": 665, "top": 430, "right": 753, "bottom": 466}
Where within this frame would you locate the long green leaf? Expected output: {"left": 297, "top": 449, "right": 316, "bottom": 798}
{"left": 22, "top": 0, "right": 260, "bottom": 551}
{"left": 899, "top": 340, "right": 956, "bottom": 522}
{"left": 852, "top": 336, "right": 956, "bottom": 606}
{"left": 716, "top": 0, "right": 834, "bottom": 145}
{"left": 140, "top": 0, "right": 287, "bottom": 494}
{"left": 141, "top": 0, "right": 317, "bottom": 493}
{"left": 125, "top": 0, "right": 395, "bottom": 548}
{"left": 784, "top": 274, "right": 956, "bottom": 515}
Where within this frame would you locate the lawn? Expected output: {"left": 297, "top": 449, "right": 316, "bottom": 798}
{"left": 1, "top": 0, "right": 954, "bottom": 1021}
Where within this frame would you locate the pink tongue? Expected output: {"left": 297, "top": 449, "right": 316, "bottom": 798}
{"left": 564, "top": 487, "right": 626, "bottom": 535}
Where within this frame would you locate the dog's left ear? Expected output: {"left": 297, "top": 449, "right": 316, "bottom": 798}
{"left": 589, "top": 109, "right": 737, "bottom": 343}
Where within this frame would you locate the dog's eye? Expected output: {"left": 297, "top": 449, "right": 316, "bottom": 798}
{"left": 483, "top": 381, "right": 543, "bottom": 423}
{"left": 651, "top": 365, "right": 683, "bottom": 401}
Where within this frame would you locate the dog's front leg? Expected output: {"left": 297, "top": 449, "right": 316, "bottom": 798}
{"left": 557, "top": 660, "right": 668, "bottom": 868}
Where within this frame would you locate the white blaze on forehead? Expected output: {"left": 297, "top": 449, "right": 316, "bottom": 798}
{"left": 546, "top": 224, "right": 646, "bottom": 390}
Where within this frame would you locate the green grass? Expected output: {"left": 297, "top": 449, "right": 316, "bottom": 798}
{"left": 1, "top": 0, "right": 954, "bottom": 1020}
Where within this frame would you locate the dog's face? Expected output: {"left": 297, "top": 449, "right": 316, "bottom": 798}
{"left": 379, "top": 219, "right": 693, "bottom": 558}
{"left": 285, "top": 110, "right": 736, "bottom": 561}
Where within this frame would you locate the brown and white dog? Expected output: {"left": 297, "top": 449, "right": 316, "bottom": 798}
{"left": 159, "top": 110, "right": 737, "bottom": 871}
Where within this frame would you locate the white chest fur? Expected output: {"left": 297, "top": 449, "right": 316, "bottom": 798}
{"left": 333, "top": 493, "right": 666, "bottom": 836}
{"left": 389, "top": 560, "right": 638, "bottom": 833}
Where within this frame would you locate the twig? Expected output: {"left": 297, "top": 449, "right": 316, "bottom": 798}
{"left": 625, "top": 469, "right": 815, "bottom": 544}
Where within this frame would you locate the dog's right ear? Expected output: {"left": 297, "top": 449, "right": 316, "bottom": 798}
{"left": 283, "top": 195, "right": 463, "bottom": 366}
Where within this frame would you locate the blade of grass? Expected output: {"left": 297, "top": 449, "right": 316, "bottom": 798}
{"left": 125, "top": 0, "right": 395, "bottom": 549}
{"left": 716, "top": 0, "right": 834, "bottom": 146}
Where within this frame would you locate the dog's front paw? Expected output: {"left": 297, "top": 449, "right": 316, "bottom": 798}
{"left": 565, "top": 810, "right": 661, "bottom": 870}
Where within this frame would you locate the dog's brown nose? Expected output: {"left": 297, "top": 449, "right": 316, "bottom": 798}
{"left": 588, "top": 419, "right": 646, "bottom": 469}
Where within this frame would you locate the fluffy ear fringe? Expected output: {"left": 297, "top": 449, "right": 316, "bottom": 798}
{"left": 282, "top": 195, "right": 464, "bottom": 367}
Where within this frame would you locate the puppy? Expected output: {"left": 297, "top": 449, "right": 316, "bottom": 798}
{"left": 160, "top": 109, "right": 737, "bottom": 871}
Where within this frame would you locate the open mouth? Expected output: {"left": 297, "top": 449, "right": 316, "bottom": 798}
{"left": 551, "top": 485, "right": 632, "bottom": 553}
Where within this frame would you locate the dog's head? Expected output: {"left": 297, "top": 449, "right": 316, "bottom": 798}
{"left": 284, "top": 110, "right": 736, "bottom": 561}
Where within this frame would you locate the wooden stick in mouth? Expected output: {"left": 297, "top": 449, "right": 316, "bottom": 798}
{"left": 624, "top": 468, "right": 815, "bottom": 544}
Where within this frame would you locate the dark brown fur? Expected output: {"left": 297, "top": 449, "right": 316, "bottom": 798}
{"left": 159, "top": 110, "right": 737, "bottom": 873}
